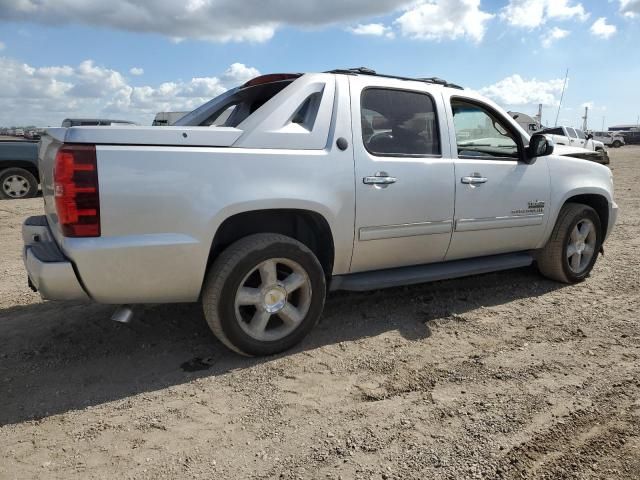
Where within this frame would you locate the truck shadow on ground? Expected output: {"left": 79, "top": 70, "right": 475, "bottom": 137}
{"left": 0, "top": 265, "right": 564, "bottom": 426}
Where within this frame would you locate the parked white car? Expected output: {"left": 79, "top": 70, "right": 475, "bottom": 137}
{"left": 23, "top": 68, "right": 618, "bottom": 356}
{"left": 590, "top": 131, "right": 625, "bottom": 148}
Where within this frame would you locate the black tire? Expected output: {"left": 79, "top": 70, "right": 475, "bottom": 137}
{"left": 612, "top": 140, "right": 622, "bottom": 148}
{"left": 202, "top": 233, "right": 326, "bottom": 356}
{"left": 536, "top": 203, "right": 602, "bottom": 283}
{"left": 0, "top": 167, "right": 38, "bottom": 199}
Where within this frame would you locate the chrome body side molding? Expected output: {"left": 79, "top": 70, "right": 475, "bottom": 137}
{"left": 455, "top": 214, "right": 544, "bottom": 232}
{"left": 359, "top": 220, "right": 452, "bottom": 241}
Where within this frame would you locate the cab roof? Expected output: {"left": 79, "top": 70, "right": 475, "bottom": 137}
{"left": 241, "top": 68, "right": 463, "bottom": 91}
{"left": 326, "top": 67, "right": 464, "bottom": 90}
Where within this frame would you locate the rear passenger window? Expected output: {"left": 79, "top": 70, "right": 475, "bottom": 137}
{"left": 361, "top": 88, "right": 440, "bottom": 156}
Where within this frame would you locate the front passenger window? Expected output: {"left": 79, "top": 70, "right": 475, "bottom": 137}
{"left": 451, "top": 100, "right": 519, "bottom": 159}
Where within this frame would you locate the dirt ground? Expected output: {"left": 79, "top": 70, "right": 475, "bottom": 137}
{"left": 1, "top": 148, "right": 639, "bottom": 480}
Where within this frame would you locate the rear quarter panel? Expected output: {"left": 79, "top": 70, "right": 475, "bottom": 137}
{"left": 0, "top": 142, "right": 39, "bottom": 177}
{"left": 64, "top": 146, "right": 355, "bottom": 303}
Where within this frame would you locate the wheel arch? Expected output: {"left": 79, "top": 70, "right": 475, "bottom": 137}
{"left": 0, "top": 162, "right": 40, "bottom": 181}
{"left": 204, "top": 208, "right": 336, "bottom": 293}
{"left": 563, "top": 193, "right": 609, "bottom": 237}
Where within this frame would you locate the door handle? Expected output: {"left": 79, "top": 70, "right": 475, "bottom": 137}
{"left": 363, "top": 172, "right": 397, "bottom": 186}
{"left": 461, "top": 175, "right": 488, "bottom": 185}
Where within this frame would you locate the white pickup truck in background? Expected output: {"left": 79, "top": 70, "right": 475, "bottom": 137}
{"left": 540, "top": 125, "right": 609, "bottom": 164}
{"left": 540, "top": 125, "right": 605, "bottom": 151}
{"left": 22, "top": 68, "right": 618, "bottom": 356}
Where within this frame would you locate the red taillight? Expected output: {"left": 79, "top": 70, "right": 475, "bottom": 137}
{"left": 54, "top": 144, "right": 100, "bottom": 237}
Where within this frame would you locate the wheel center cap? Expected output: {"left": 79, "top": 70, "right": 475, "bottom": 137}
{"left": 263, "top": 286, "right": 287, "bottom": 313}
{"left": 576, "top": 241, "right": 586, "bottom": 253}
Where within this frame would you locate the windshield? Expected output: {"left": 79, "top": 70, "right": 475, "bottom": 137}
{"left": 175, "top": 80, "right": 296, "bottom": 127}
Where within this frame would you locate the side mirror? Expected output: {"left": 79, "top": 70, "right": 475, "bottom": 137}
{"left": 527, "top": 133, "right": 554, "bottom": 161}
{"left": 586, "top": 133, "right": 594, "bottom": 140}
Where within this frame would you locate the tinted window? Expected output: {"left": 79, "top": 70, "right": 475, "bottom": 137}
{"left": 361, "top": 88, "right": 440, "bottom": 156}
{"left": 576, "top": 129, "right": 586, "bottom": 139}
{"left": 451, "top": 100, "right": 519, "bottom": 159}
{"left": 542, "top": 127, "right": 565, "bottom": 135}
{"left": 567, "top": 128, "right": 578, "bottom": 138}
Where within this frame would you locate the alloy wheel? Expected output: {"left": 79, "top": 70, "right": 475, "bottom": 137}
{"left": 234, "top": 257, "right": 312, "bottom": 342}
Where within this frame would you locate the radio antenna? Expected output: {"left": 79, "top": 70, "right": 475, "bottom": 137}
{"left": 554, "top": 68, "right": 569, "bottom": 127}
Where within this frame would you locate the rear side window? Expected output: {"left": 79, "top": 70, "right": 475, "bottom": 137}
{"left": 543, "top": 127, "right": 564, "bottom": 135}
{"left": 567, "top": 128, "right": 578, "bottom": 138}
{"left": 361, "top": 88, "right": 441, "bottom": 156}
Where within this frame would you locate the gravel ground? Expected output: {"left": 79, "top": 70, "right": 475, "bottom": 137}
{"left": 1, "top": 147, "right": 639, "bottom": 480}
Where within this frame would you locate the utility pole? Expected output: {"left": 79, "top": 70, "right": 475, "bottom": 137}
{"left": 555, "top": 68, "right": 569, "bottom": 127}
{"left": 602, "top": 116, "right": 605, "bottom": 132}
{"left": 536, "top": 103, "right": 543, "bottom": 128}
{"left": 582, "top": 106, "right": 589, "bottom": 131}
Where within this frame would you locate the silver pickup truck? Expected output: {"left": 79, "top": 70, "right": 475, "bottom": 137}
{"left": 23, "top": 68, "right": 618, "bottom": 356}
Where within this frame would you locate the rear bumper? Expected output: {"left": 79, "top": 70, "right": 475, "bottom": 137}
{"left": 22, "top": 216, "right": 89, "bottom": 301}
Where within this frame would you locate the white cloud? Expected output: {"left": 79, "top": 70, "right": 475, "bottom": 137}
{"left": 0, "top": 41, "right": 5, "bottom": 50}
{"left": 129, "top": 67, "right": 144, "bottom": 76}
{"left": 0, "top": 57, "right": 260, "bottom": 126}
{"left": 0, "top": 0, "right": 413, "bottom": 43}
{"left": 68, "top": 60, "right": 128, "bottom": 98}
{"left": 581, "top": 101, "right": 594, "bottom": 109}
{"left": 541, "top": 27, "right": 570, "bottom": 48}
{"left": 500, "top": 0, "right": 589, "bottom": 29}
{"left": 590, "top": 17, "right": 617, "bottom": 39}
{"left": 479, "top": 74, "right": 567, "bottom": 107}
{"left": 395, "top": 0, "right": 494, "bottom": 43}
{"left": 349, "top": 23, "right": 395, "bottom": 38}
{"left": 545, "top": 0, "right": 589, "bottom": 22}
{"left": 620, "top": 0, "right": 640, "bottom": 18}
{"left": 221, "top": 63, "right": 261, "bottom": 84}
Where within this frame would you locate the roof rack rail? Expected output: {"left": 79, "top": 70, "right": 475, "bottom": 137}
{"left": 325, "top": 67, "right": 463, "bottom": 90}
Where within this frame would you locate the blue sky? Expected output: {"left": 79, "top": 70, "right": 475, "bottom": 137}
{"left": 0, "top": 0, "right": 638, "bottom": 128}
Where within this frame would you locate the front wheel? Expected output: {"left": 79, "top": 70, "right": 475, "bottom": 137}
{"left": 202, "top": 233, "right": 326, "bottom": 356}
{"left": 536, "top": 203, "right": 602, "bottom": 283}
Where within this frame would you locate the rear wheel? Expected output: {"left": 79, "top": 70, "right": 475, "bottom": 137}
{"left": 0, "top": 168, "right": 38, "bottom": 199}
{"left": 612, "top": 140, "right": 622, "bottom": 148}
{"left": 202, "top": 233, "right": 326, "bottom": 356}
{"left": 536, "top": 203, "right": 602, "bottom": 283}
